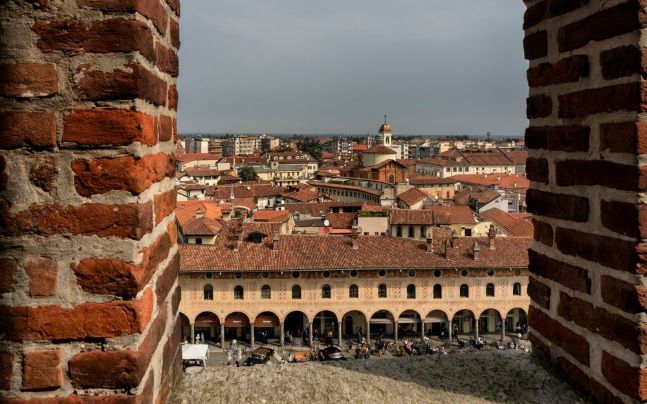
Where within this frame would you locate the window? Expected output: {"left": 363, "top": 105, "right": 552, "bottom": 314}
{"left": 322, "top": 284, "right": 331, "bottom": 299}
{"left": 203, "top": 284, "right": 213, "bottom": 300}
{"left": 292, "top": 285, "right": 301, "bottom": 299}
{"left": 261, "top": 285, "right": 271, "bottom": 299}
{"left": 461, "top": 269, "right": 469, "bottom": 277}
{"left": 378, "top": 269, "right": 386, "bottom": 278}
{"left": 487, "top": 270, "right": 495, "bottom": 277}
{"left": 464, "top": 228, "right": 472, "bottom": 236}
{"left": 433, "top": 284, "right": 442, "bottom": 299}
{"left": 408, "top": 270, "right": 416, "bottom": 278}
{"left": 408, "top": 226, "right": 414, "bottom": 238}
{"left": 433, "top": 269, "right": 442, "bottom": 278}
{"left": 460, "top": 284, "right": 469, "bottom": 298}
{"left": 234, "top": 285, "right": 244, "bottom": 300}
{"left": 349, "top": 270, "right": 358, "bottom": 278}
{"left": 195, "top": 238, "right": 202, "bottom": 245}
{"left": 513, "top": 282, "right": 522, "bottom": 296}
{"left": 486, "top": 283, "right": 495, "bottom": 297}
{"left": 420, "top": 226, "right": 426, "bottom": 239}
{"left": 378, "top": 284, "right": 387, "bottom": 298}
{"left": 397, "top": 225, "right": 402, "bottom": 237}
{"left": 322, "top": 271, "right": 331, "bottom": 279}
{"left": 406, "top": 284, "right": 416, "bottom": 299}
{"left": 291, "top": 271, "right": 301, "bottom": 279}
{"left": 349, "top": 284, "right": 359, "bottom": 298}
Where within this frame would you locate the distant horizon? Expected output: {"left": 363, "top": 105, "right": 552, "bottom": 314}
{"left": 178, "top": 132, "right": 524, "bottom": 139}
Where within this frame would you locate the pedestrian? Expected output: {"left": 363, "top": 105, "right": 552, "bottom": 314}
{"left": 235, "top": 345, "right": 242, "bottom": 367}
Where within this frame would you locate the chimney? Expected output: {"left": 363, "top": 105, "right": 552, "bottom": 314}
{"left": 488, "top": 225, "right": 496, "bottom": 250}
{"left": 451, "top": 230, "right": 458, "bottom": 248}
{"left": 444, "top": 238, "right": 451, "bottom": 259}
{"left": 472, "top": 241, "right": 480, "bottom": 260}
{"left": 272, "top": 234, "right": 280, "bottom": 251}
{"left": 425, "top": 236, "right": 433, "bottom": 253}
{"left": 195, "top": 208, "right": 204, "bottom": 219}
{"left": 351, "top": 227, "right": 359, "bottom": 249}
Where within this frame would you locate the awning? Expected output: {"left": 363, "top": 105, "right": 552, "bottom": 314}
{"left": 370, "top": 318, "right": 393, "bottom": 324}
{"left": 254, "top": 314, "right": 279, "bottom": 327}
{"left": 424, "top": 314, "right": 447, "bottom": 323}
{"left": 224, "top": 313, "right": 250, "bottom": 327}
{"left": 195, "top": 316, "right": 219, "bottom": 327}
{"left": 397, "top": 317, "right": 419, "bottom": 324}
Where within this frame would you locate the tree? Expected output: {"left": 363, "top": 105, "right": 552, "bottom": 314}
{"left": 238, "top": 166, "right": 258, "bottom": 182}
{"left": 297, "top": 139, "right": 323, "bottom": 161}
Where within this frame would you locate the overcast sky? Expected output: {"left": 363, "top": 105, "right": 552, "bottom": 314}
{"left": 178, "top": 0, "right": 527, "bottom": 136}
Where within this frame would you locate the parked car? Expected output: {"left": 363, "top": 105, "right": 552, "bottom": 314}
{"left": 317, "top": 346, "right": 345, "bottom": 361}
{"left": 243, "top": 347, "right": 273, "bottom": 366}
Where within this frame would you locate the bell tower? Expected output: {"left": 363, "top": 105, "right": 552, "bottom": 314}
{"left": 378, "top": 115, "right": 392, "bottom": 147}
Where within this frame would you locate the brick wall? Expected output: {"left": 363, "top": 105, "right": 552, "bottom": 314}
{"left": 0, "top": 0, "right": 181, "bottom": 402}
{"left": 524, "top": 0, "right": 647, "bottom": 402}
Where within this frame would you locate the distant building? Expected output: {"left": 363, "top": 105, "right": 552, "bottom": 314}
{"left": 185, "top": 138, "right": 210, "bottom": 153}
{"left": 222, "top": 136, "right": 261, "bottom": 156}
{"left": 416, "top": 148, "right": 515, "bottom": 178}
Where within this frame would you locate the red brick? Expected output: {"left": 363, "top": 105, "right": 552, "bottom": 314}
{"left": 525, "top": 125, "right": 589, "bottom": 152}
{"left": 165, "top": 0, "right": 179, "bottom": 16}
{"left": 600, "top": 45, "right": 641, "bottom": 80}
{"left": 63, "top": 109, "right": 156, "bottom": 147}
{"left": 556, "top": 356, "right": 623, "bottom": 404}
{"left": 523, "top": 30, "right": 547, "bottom": 60}
{"left": 169, "top": 18, "right": 180, "bottom": 49}
{"left": 154, "top": 42, "right": 178, "bottom": 77}
{"left": 599, "top": 121, "right": 647, "bottom": 154}
{"left": 0, "top": 62, "right": 58, "bottom": 97}
{"left": 526, "top": 157, "right": 549, "bottom": 184}
{"left": 155, "top": 252, "right": 179, "bottom": 307}
{"left": 79, "top": 0, "right": 169, "bottom": 35}
{"left": 529, "top": 306, "right": 590, "bottom": 366}
{"left": 69, "top": 350, "right": 146, "bottom": 390}
{"left": 2, "top": 201, "right": 153, "bottom": 240}
{"left": 527, "top": 55, "right": 589, "bottom": 88}
{"left": 527, "top": 278, "right": 550, "bottom": 309}
{"left": 158, "top": 115, "right": 174, "bottom": 142}
{"left": 558, "top": 82, "right": 641, "bottom": 119}
{"left": 21, "top": 350, "right": 62, "bottom": 391}
{"left": 0, "top": 258, "right": 17, "bottom": 294}
{"left": 29, "top": 156, "right": 58, "bottom": 193}
{"left": 523, "top": 1, "right": 547, "bottom": 29}
{"left": 167, "top": 84, "right": 178, "bottom": 110}
{"left": 33, "top": 18, "right": 156, "bottom": 62}
{"left": 0, "top": 351, "right": 13, "bottom": 390}
{"left": 528, "top": 249, "right": 590, "bottom": 294}
{"left": 72, "top": 153, "right": 173, "bottom": 197}
{"left": 547, "top": 0, "right": 590, "bottom": 17}
{"left": 601, "top": 275, "right": 647, "bottom": 314}
{"left": 527, "top": 332, "right": 550, "bottom": 359}
{"left": 171, "top": 278, "right": 181, "bottom": 315}
{"left": 532, "top": 218, "right": 553, "bottom": 246}
{"left": 72, "top": 230, "right": 172, "bottom": 297}
{"left": 0, "top": 111, "right": 56, "bottom": 149}
{"left": 600, "top": 200, "right": 645, "bottom": 238}
{"left": 0, "top": 288, "right": 153, "bottom": 342}
{"left": 24, "top": 257, "right": 57, "bottom": 297}
{"left": 526, "top": 94, "right": 552, "bottom": 118}
{"left": 555, "top": 159, "right": 640, "bottom": 191}
{"left": 524, "top": 0, "right": 591, "bottom": 29}
{"left": 526, "top": 189, "right": 589, "bottom": 222}
{"left": 76, "top": 64, "right": 167, "bottom": 106}
{"left": 556, "top": 227, "right": 637, "bottom": 272}
{"left": 601, "top": 351, "right": 647, "bottom": 400}
{"left": 154, "top": 188, "right": 176, "bottom": 224}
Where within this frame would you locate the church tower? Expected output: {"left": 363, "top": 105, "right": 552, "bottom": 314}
{"left": 379, "top": 115, "right": 392, "bottom": 147}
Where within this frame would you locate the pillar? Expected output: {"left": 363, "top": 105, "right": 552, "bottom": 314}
{"left": 221, "top": 324, "right": 226, "bottom": 349}
{"left": 394, "top": 320, "right": 398, "bottom": 341}
{"left": 250, "top": 324, "right": 255, "bottom": 347}
{"left": 190, "top": 324, "right": 195, "bottom": 343}
{"left": 501, "top": 325, "right": 506, "bottom": 342}
{"left": 280, "top": 322, "right": 285, "bottom": 346}
{"left": 448, "top": 322, "right": 452, "bottom": 341}
{"left": 475, "top": 319, "right": 479, "bottom": 339}
{"left": 366, "top": 318, "right": 371, "bottom": 345}
{"left": 0, "top": 1, "right": 181, "bottom": 401}
{"left": 421, "top": 322, "right": 425, "bottom": 340}
{"left": 338, "top": 322, "right": 343, "bottom": 347}
{"left": 309, "top": 322, "right": 314, "bottom": 346}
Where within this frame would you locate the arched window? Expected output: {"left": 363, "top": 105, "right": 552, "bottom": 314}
{"left": 349, "top": 284, "right": 359, "bottom": 298}
{"left": 292, "top": 285, "right": 301, "bottom": 299}
{"left": 388, "top": 174, "right": 395, "bottom": 183}
{"left": 408, "top": 226, "right": 414, "bottom": 238}
{"left": 406, "top": 284, "right": 416, "bottom": 299}
{"left": 460, "top": 284, "right": 469, "bottom": 298}
{"left": 433, "top": 284, "right": 442, "bottom": 299}
{"left": 261, "top": 285, "right": 271, "bottom": 299}
{"left": 322, "top": 284, "right": 331, "bottom": 299}
{"left": 486, "top": 283, "right": 495, "bottom": 297}
{"left": 234, "top": 285, "right": 244, "bottom": 300}
{"left": 378, "top": 284, "right": 387, "bottom": 298}
{"left": 203, "top": 284, "right": 213, "bottom": 300}
{"left": 513, "top": 282, "right": 522, "bottom": 296}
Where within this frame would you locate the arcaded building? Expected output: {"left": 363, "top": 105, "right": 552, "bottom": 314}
{"left": 177, "top": 221, "right": 530, "bottom": 347}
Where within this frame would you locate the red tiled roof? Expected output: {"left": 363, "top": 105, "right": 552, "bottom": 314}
{"left": 285, "top": 201, "right": 373, "bottom": 216}
{"left": 179, "top": 231, "right": 530, "bottom": 272}
{"left": 390, "top": 206, "right": 475, "bottom": 225}
{"left": 398, "top": 187, "right": 428, "bottom": 207}
{"left": 176, "top": 201, "right": 223, "bottom": 236}
{"left": 327, "top": 212, "right": 357, "bottom": 229}
{"left": 253, "top": 210, "right": 291, "bottom": 223}
{"left": 363, "top": 145, "right": 397, "bottom": 154}
{"left": 409, "top": 176, "right": 459, "bottom": 186}
{"left": 184, "top": 167, "right": 227, "bottom": 177}
{"left": 448, "top": 174, "right": 529, "bottom": 189}
{"left": 283, "top": 189, "right": 319, "bottom": 203}
{"left": 176, "top": 153, "right": 221, "bottom": 163}
{"left": 308, "top": 181, "right": 382, "bottom": 197}
{"left": 353, "top": 144, "right": 369, "bottom": 152}
{"left": 505, "top": 151, "right": 528, "bottom": 165}
{"left": 480, "top": 208, "right": 534, "bottom": 237}
{"left": 209, "top": 183, "right": 284, "bottom": 200}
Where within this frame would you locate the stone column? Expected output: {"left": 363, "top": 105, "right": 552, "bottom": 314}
{"left": 394, "top": 320, "right": 398, "bottom": 341}
{"left": 190, "top": 324, "right": 195, "bottom": 343}
{"left": 501, "top": 325, "right": 506, "bottom": 342}
{"left": 280, "top": 322, "right": 285, "bottom": 346}
{"left": 338, "top": 322, "right": 343, "bottom": 347}
{"left": 309, "top": 322, "right": 314, "bottom": 346}
{"left": 250, "top": 324, "right": 255, "bottom": 347}
{"left": 421, "top": 322, "right": 425, "bottom": 341}
{"left": 448, "top": 322, "right": 452, "bottom": 341}
{"left": 366, "top": 319, "right": 371, "bottom": 345}
{"left": 220, "top": 324, "right": 226, "bottom": 349}
{"left": 475, "top": 319, "right": 479, "bottom": 339}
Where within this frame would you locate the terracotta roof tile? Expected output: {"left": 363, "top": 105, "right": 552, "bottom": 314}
{"left": 176, "top": 153, "right": 221, "bottom": 163}
{"left": 176, "top": 201, "right": 223, "bottom": 236}
{"left": 480, "top": 208, "right": 534, "bottom": 237}
{"left": 308, "top": 181, "right": 382, "bottom": 197}
{"left": 327, "top": 212, "right": 357, "bottom": 229}
{"left": 283, "top": 189, "right": 319, "bottom": 203}
{"left": 398, "top": 187, "right": 428, "bottom": 207}
{"left": 448, "top": 174, "right": 529, "bottom": 190}
{"left": 363, "top": 145, "right": 397, "bottom": 154}
{"left": 390, "top": 206, "right": 475, "bottom": 225}
{"left": 253, "top": 210, "right": 291, "bottom": 222}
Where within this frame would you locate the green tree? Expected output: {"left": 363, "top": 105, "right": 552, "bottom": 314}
{"left": 238, "top": 166, "right": 258, "bottom": 182}
{"left": 297, "top": 139, "right": 323, "bottom": 161}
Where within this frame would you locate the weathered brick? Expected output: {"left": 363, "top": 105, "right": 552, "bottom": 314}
{"left": 154, "top": 188, "right": 176, "bottom": 224}
{"left": 527, "top": 278, "right": 550, "bottom": 309}
{"left": 0, "top": 62, "right": 58, "bottom": 97}
{"left": 167, "top": 84, "right": 178, "bottom": 110}
{"left": 523, "top": 30, "right": 548, "bottom": 60}
{"left": 601, "top": 351, "right": 647, "bottom": 400}
{"left": 69, "top": 350, "right": 146, "bottom": 390}
{"left": 21, "top": 350, "right": 62, "bottom": 391}
{"left": 600, "top": 46, "right": 641, "bottom": 80}
{"left": 532, "top": 218, "right": 553, "bottom": 246}
{"left": 600, "top": 200, "right": 646, "bottom": 238}
{"left": 0, "top": 288, "right": 153, "bottom": 342}
{"left": 528, "top": 249, "right": 591, "bottom": 294}
{"left": 556, "top": 227, "right": 637, "bottom": 272}
{"left": 0, "top": 258, "right": 17, "bottom": 294}
{"left": 169, "top": 18, "right": 180, "bottom": 49}
{"left": 0, "top": 111, "right": 56, "bottom": 149}
{"left": 158, "top": 115, "right": 174, "bottom": 142}
{"left": 154, "top": 42, "right": 178, "bottom": 77}
{"left": 529, "top": 306, "right": 590, "bottom": 366}
{"left": 524, "top": 0, "right": 591, "bottom": 29}
{"left": 63, "top": 109, "right": 156, "bottom": 147}
{"left": 78, "top": 0, "right": 168, "bottom": 35}
{"left": 29, "top": 156, "right": 58, "bottom": 193}
{"left": 76, "top": 64, "right": 168, "bottom": 106}
{"left": 72, "top": 153, "right": 174, "bottom": 197}
{"left": 556, "top": 356, "right": 623, "bottom": 404}
{"left": 165, "top": 0, "right": 179, "bottom": 16}
{"left": 155, "top": 252, "right": 179, "bottom": 307}
{"left": 526, "top": 94, "right": 552, "bottom": 119}
{"left": 558, "top": 2, "right": 641, "bottom": 52}
{"left": 526, "top": 157, "right": 549, "bottom": 184}
{"left": 601, "top": 275, "right": 647, "bottom": 314}
{"left": 599, "top": 121, "right": 647, "bottom": 154}
{"left": 0, "top": 351, "right": 13, "bottom": 390}
{"left": 525, "top": 125, "right": 589, "bottom": 152}
{"left": 523, "top": 1, "right": 547, "bottom": 29}
{"left": 24, "top": 257, "right": 57, "bottom": 297}
{"left": 558, "top": 83, "right": 641, "bottom": 119}
{"left": 555, "top": 159, "right": 640, "bottom": 191}
{"left": 526, "top": 189, "right": 589, "bottom": 222}
{"left": 1, "top": 202, "right": 153, "bottom": 240}
{"left": 33, "top": 18, "right": 156, "bottom": 62}
{"left": 527, "top": 55, "right": 589, "bottom": 88}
